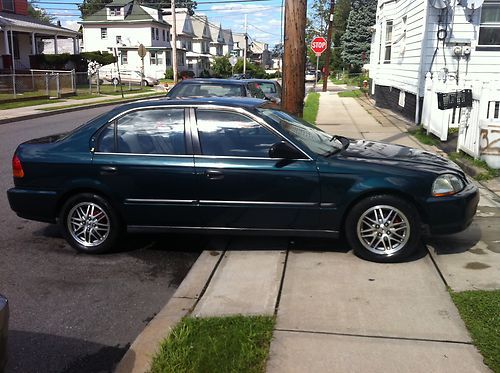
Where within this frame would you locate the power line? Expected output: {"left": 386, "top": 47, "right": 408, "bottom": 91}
{"left": 34, "top": 0, "right": 276, "bottom": 5}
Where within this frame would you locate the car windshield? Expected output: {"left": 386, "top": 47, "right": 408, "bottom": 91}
{"left": 258, "top": 109, "right": 343, "bottom": 156}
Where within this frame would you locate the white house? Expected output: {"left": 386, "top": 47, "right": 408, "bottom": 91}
{"left": 80, "top": 0, "right": 172, "bottom": 79}
{"left": 163, "top": 8, "right": 193, "bottom": 73}
{"left": 189, "top": 15, "right": 211, "bottom": 76}
{"left": 370, "top": 0, "right": 500, "bottom": 167}
{"left": 370, "top": 0, "right": 500, "bottom": 122}
{"left": 221, "top": 28, "right": 234, "bottom": 56}
{"left": 208, "top": 23, "right": 224, "bottom": 57}
{"left": 1, "top": 0, "right": 79, "bottom": 71}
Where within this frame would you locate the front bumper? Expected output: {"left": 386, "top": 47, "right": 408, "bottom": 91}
{"left": 7, "top": 188, "right": 58, "bottom": 223}
{"left": 422, "top": 182, "right": 479, "bottom": 235}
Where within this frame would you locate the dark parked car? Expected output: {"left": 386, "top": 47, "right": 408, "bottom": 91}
{"left": 7, "top": 98, "right": 478, "bottom": 262}
{"left": 0, "top": 294, "right": 8, "bottom": 373}
{"left": 244, "top": 79, "right": 281, "bottom": 103}
{"left": 166, "top": 78, "right": 268, "bottom": 100}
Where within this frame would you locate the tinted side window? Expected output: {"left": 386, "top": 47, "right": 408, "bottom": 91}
{"left": 196, "top": 110, "right": 280, "bottom": 157}
{"left": 97, "top": 109, "right": 186, "bottom": 155}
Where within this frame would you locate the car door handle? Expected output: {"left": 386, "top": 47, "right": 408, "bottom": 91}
{"left": 100, "top": 166, "right": 117, "bottom": 174}
{"left": 205, "top": 170, "right": 224, "bottom": 180}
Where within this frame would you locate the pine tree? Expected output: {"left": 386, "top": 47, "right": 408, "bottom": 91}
{"left": 340, "top": 0, "right": 377, "bottom": 71}
{"left": 332, "top": 0, "right": 351, "bottom": 72}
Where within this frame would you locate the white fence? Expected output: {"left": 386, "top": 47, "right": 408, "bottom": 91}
{"left": 421, "top": 75, "right": 500, "bottom": 169}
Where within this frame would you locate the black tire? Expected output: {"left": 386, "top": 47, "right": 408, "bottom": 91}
{"left": 112, "top": 78, "right": 119, "bottom": 85}
{"left": 345, "top": 194, "right": 421, "bottom": 262}
{"left": 59, "top": 193, "right": 121, "bottom": 254}
{"left": 142, "top": 80, "right": 149, "bottom": 87}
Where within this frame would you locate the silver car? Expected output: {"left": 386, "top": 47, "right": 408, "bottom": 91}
{"left": 0, "top": 294, "right": 8, "bottom": 373}
{"left": 105, "top": 70, "right": 159, "bottom": 87}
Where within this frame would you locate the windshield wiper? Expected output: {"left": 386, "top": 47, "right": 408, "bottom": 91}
{"left": 324, "top": 135, "right": 350, "bottom": 157}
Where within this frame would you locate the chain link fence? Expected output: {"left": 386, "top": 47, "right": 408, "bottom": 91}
{"left": 0, "top": 70, "right": 76, "bottom": 101}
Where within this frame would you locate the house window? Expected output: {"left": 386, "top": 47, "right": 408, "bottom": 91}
{"left": 110, "top": 7, "right": 121, "bottom": 16}
{"left": 1, "top": 0, "right": 14, "bottom": 12}
{"left": 479, "top": 1, "right": 500, "bottom": 46}
{"left": 384, "top": 21, "right": 393, "bottom": 63}
{"left": 116, "top": 35, "right": 122, "bottom": 44}
{"left": 151, "top": 27, "right": 155, "bottom": 41}
{"left": 156, "top": 28, "right": 159, "bottom": 40}
{"left": 166, "top": 50, "right": 172, "bottom": 66}
{"left": 101, "top": 28, "right": 108, "bottom": 39}
{"left": 162, "top": 29, "right": 166, "bottom": 41}
{"left": 121, "top": 51, "right": 128, "bottom": 65}
{"left": 150, "top": 51, "right": 163, "bottom": 65}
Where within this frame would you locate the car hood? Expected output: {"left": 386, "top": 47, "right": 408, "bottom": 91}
{"left": 341, "top": 139, "right": 463, "bottom": 173}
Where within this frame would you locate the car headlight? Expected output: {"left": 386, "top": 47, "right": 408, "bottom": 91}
{"left": 432, "top": 174, "right": 464, "bottom": 196}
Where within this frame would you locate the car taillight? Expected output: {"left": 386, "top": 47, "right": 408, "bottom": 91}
{"left": 12, "top": 154, "right": 24, "bottom": 178}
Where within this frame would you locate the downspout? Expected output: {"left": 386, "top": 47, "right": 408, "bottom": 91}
{"left": 415, "top": 1, "right": 430, "bottom": 124}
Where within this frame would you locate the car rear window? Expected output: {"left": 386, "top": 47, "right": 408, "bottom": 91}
{"left": 171, "top": 83, "right": 243, "bottom": 97}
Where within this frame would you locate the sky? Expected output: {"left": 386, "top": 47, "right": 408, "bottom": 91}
{"left": 34, "top": 0, "right": 287, "bottom": 48}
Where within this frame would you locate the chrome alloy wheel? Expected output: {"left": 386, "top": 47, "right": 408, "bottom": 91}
{"left": 356, "top": 205, "right": 410, "bottom": 255}
{"left": 67, "top": 202, "right": 110, "bottom": 248}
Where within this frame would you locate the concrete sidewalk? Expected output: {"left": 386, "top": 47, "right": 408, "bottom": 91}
{"left": 116, "top": 90, "right": 496, "bottom": 373}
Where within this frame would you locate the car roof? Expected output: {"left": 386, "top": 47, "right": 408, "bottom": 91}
{"left": 242, "top": 79, "right": 278, "bottom": 83}
{"left": 176, "top": 78, "right": 248, "bottom": 85}
{"left": 116, "top": 96, "right": 268, "bottom": 111}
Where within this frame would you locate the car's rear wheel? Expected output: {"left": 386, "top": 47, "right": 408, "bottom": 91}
{"left": 345, "top": 195, "right": 421, "bottom": 262}
{"left": 60, "top": 193, "right": 120, "bottom": 254}
{"left": 142, "top": 80, "right": 149, "bottom": 87}
{"left": 112, "top": 78, "right": 119, "bottom": 85}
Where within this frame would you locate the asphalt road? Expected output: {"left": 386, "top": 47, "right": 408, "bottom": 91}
{"left": 0, "top": 107, "right": 204, "bottom": 373}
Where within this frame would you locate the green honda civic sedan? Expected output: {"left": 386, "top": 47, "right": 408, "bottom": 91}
{"left": 7, "top": 97, "right": 479, "bottom": 262}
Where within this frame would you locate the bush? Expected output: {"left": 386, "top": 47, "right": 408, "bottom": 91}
{"left": 29, "top": 51, "right": 116, "bottom": 72}
{"left": 199, "top": 69, "right": 211, "bottom": 78}
{"left": 164, "top": 68, "right": 174, "bottom": 80}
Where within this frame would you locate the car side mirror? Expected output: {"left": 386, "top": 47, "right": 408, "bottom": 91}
{"left": 269, "top": 141, "right": 302, "bottom": 159}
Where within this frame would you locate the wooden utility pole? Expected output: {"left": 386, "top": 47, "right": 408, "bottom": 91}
{"left": 322, "top": 0, "right": 335, "bottom": 92}
{"left": 282, "top": 0, "right": 307, "bottom": 117}
{"left": 171, "top": 0, "right": 178, "bottom": 84}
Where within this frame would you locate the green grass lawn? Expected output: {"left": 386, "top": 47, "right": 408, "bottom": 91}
{"left": 408, "top": 126, "right": 441, "bottom": 146}
{"left": 0, "top": 98, "right": 65, "bottom": 110}
{"left": 451, "top": 290, "right": 500, "bottom": 372}
{"left": 150, "top": 315, "right": 275, "bottom": 373}
{"left": 38, "top": 92, "right": 165, "bottom": 112}
{"left": 449, "top": 151, "right": 500, "bottom": 181}
{"left": 0, "top": 90, "right": 48, "bottom": 100}
{"left": 338, "top": 90, "right": 363, "bottom": 98}
{"left": 303, "top": 92, "right": 320, "bottom": 125}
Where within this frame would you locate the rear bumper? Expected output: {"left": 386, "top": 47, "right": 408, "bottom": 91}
{"left": 7, "top": 188, "right": 58, "bottom": 223}
{"left": 423, "top": 182, "right": 479, "bottom": 235}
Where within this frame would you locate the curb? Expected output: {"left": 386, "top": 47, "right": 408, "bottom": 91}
{"left": 114, "top": 250, "right": 224, "bottom": 373}
{"left": 0, "top": 93, "right": 167, "bottom": 125}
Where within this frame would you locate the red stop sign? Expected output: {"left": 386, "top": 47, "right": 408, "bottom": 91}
{"left": 311, "top": 37, "right": 327, "bottom": 54}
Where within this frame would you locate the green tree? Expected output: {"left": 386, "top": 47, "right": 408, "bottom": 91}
{"left": 234, "top": 59, "right": 267, "bottom": 78}
{"left": 341, "top": 0, "right": 377, "bottom": 71}
{"left": 306, "top": 0, "right": 351, "bottom": 73}
{"left": 28, "top": 1, "right": 55, "bottom": 24}
{"left": 332, "top": 0, "right": 351, "bottom": 72}
{"left": 79, "top": 0, "right": 113, "bottom": 18}
{"left": 211, "top": 55, "right": 232, "bottom": 78}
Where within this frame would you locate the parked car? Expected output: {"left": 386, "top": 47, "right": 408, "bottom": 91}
{"left": 103, "top": 70, "right": 159, "bottom": 87}
{"left": 231, "top": 73, "right": 252, "bottom": 80}
{"left": 0, "top": 294, "right": 8, "bottom": 373}
{"left": 166, "top": 78, "right": 269, "bottom": 101}
{"left": 7, "top": 97, "right": 478, "bottom": 262}
{"left": 243, "top": 79, "right": 282, "bottom": 104}
{"left": 305, "top": 70, "right": 320, "bottom": 82}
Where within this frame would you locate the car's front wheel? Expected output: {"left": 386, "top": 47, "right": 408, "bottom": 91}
{"left": 60, "top": 193, "right": 120, "bottom": 254}
{"left": 142, "top": 80, "right": 149, "bottom": 87}
{"left": 345, "top": 195, "right": 421, "bottom": 262}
